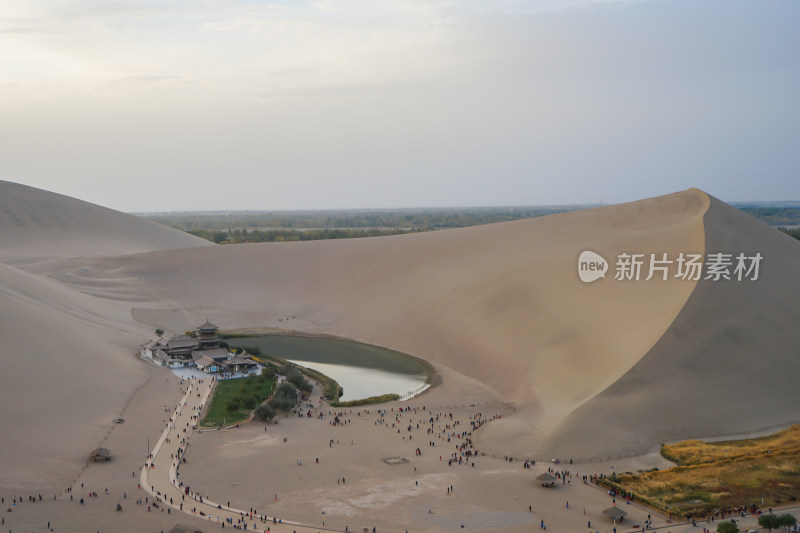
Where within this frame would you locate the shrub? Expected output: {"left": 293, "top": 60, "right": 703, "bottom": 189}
{"left": 279, "top": 364, "right": 312, "bottom": 393}
{"left": 717, "top": 521, "right": 738, "bottom": 533}
{"left": 268, "top": 382, "right": 298, "bottom": 412}
{"left": 777, "top": 514, "right": 797, "bottom": 530}
{"left": 155, "top": 328, "right": 164, "bottom": 336}
{"left": 759, "top": 513, "right": 781, "bottom": 532}
{"left": 261, "top": 366, "right": 276, "bottom": 380}
{"left": 254, "top": 404, "right": 276, "bottom": 423}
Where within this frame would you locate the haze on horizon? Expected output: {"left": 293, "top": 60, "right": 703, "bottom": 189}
{"left": 1, "top": 0, "right": 798, "bottom": 213}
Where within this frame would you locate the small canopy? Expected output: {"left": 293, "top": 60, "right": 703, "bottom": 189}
{"left": 90, "top": 447, "right": 111, "bottom": 462}
{"left": 603, "top": 507, "right": 628, "bottom": 521}
{"left": 536, "top": 472, "right": 558, "bottom": 486}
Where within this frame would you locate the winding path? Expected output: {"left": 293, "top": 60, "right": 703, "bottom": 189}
{"left": 140, "top": 377, "right": 340, "bottom": 532}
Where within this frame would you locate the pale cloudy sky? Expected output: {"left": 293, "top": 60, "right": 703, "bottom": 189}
{"left": 1, "top": 0, "right": 798, "bottom": 211}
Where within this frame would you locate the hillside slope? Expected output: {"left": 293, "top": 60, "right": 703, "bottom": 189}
{"left": 11, "top": 186, "right": 792, "bottom": 487}
{"left": 0, "top": 181, "right": 211, "bottom": 265}
{"left": 46, "top": 189, "right": 709, "bottom": 459}
{"left": 515, "top": 194, "right": 800, "bottom": 460}
{"left": 0, "top": 262, "right": 150, "bottom": 489}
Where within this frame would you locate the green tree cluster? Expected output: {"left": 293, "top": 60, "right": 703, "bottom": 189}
{"left": 279, "top": 364, "right": 312, "bottom": 393}
{"left": 254, "top": 404, "right": 277, "bottom": 423}
{"left": 268, "top": 382, "right": 299, "bottom": 412}
{"left": 716, "top": 521, "right": 738, "bottom": 533}
{"left": 779, "top": 227, "right": 800, "bottom": 241}
{"left": 758, "top": 513, "right": 798, "bottom": 532}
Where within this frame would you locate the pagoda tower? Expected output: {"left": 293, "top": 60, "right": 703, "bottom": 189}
{"left": 197, "top": 320, "right": 220, "bottom": 350}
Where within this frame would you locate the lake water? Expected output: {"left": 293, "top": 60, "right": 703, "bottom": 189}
{"left": 227, "top": 335, "right": 429, "bottom": 402}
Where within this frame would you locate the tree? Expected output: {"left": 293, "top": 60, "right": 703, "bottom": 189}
{"left": 716, "top": 521, "right": 738, "bottom": 533}
{"left": 226, "top": 398, "right": 241, "bottom": 412}
{"left": 268, "top": 382, "right": 298, "bottom": 412}
{"left": 242, "top": 396, "right": 257, "bottom": 409}
{"left": 155, "top": 328, "right": 164, "bottom": 336}
{"left": 777, "top": 514, "right": 797, "bottom": 530}
{"left": 278, "top": 364, "right": 312, "bottom": 393}
{"left": 759, "top": 513, "right": 781, "bottom": 532}
{"left": 254, "top": 404, "right": 276, "bottom": 423}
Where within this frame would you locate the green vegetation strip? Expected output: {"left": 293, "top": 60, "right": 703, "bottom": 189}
{"left": 331, "top": 394, "right": 400, "bottom": 407}
{"left": 144, "top": 206, "right": 583, "bottom": 244}
{"left": 598, "top": 425, "right": 800, "bottom": 516}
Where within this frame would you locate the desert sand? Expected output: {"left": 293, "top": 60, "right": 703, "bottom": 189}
{"left": 0, "top": 181, "right": 210, "bottom": 266}
{"left": 2, "top": 180, "right": 799, "bottom": 531}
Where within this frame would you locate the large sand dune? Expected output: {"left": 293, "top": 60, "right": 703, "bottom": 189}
{"left": 2, "top": 183, "right": 799, "bottom": 494}
{"left": 33, "top": 189, "right": 707, "bottom": 455}
{"left": 521, "top": 195, "right": 800, "bottom": 460}
{"left": 0, "top": 180, "right": 211, "bottom": 266}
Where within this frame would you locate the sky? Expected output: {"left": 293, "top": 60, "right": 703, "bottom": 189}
{"left": 1, "top": 0, "right": 798, "bottom": 212}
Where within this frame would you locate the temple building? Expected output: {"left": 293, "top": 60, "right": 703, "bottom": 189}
{"left": 197, "top": 320, "right": 220, "bottom": 350}
{"left": 141, "top": 321, "right": 261, "bottom": 375}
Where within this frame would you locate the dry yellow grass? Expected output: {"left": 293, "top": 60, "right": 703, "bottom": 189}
{"left": 601, "top": 426, "right": 800, "bottom": 515}
{"left": 662, "top": 425, "right": 800, "bottom": 466}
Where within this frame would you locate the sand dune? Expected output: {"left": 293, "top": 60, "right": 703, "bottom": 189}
{"left": 36, "top": 189, "right": 707, "bottom": 457}
{"left": 522, "top": 194, "right": 800, "bottom": 460}
{"left": 3, "top": 182, "right": 799, "bottom": 496}
{"left": 0, "top": 262, "right": 149, "bottom": 489}
{"left": 0, "top": 180, "right": 211, "bottom": 266}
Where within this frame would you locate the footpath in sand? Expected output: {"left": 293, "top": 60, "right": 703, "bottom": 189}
{"left": 142, "top": 376, "right": 329, "bottom": 532}
{"left": 159, "top": 374, "right": 800, "bottom": 533}
{"left": 5, "top": 369, "right": 800, "bottom": 532}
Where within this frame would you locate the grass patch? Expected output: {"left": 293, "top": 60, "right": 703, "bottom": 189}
{"left": 599, "top": 425, "right": 800, "bottom": 516}
{"left": 201, "top": 373, "right": 275, "bottom": 427}
{"left": 331, "top": 394, "right": 400, "bottom": 407}
{"left": 662, "top": 426, "right": 800, "bottom": 466}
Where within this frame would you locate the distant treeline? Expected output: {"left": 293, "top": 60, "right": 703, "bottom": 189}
{"left": 188, "top": 227, "right": 420, "bottom": 243}
{"left": 734, "top": 206, "right": 800, "bottom": 241}
{"left": 780, "top": 227, "right": 800, "bottom": 240}
{"left": 737, "top": 206, "right": 800, "bottom": 227}
{"left": 141, "top": 205, "right": 800, "bottom": 245}
{"left": 145, "top": 206, "right": 584, "bottom": 244}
